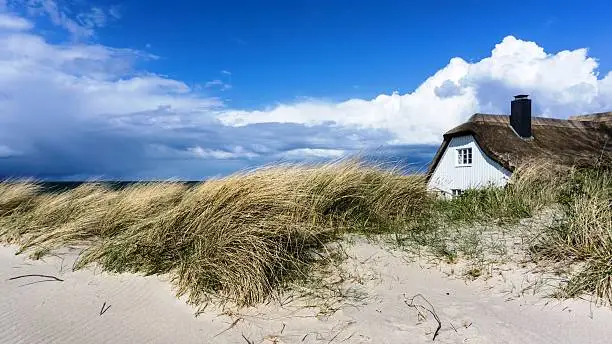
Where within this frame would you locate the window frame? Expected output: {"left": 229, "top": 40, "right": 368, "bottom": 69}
{"left": 456, "top": 147, "right": 473, "bottom": 167}
{"left": 451, "top": 189, "right": 464, "bottom": 197}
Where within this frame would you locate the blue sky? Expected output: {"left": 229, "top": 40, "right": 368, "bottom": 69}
{"left": 105, "top": 0, "right": 612, "bottom": 108}
{"left": 1, "top": 0, "right": 612, "bottom": 180}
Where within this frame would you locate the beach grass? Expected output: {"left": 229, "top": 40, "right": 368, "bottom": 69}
{"left": 398, "top": 159, "right": 612, "bottom": 305}
{"left": 1, "top": 157, "right": 610, "bottom": 308}
{"left": 0, "top": 159, "right": 429, "bottom": 308}
{"left": 530, "top": 166, "right": 612, "bottom": 304}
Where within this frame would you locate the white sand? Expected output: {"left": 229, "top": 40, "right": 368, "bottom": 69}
{"left": 1, "top": 241, "right": 611, "bottom": 344}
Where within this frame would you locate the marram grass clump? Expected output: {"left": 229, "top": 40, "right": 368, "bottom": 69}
{"left": 430, "top": 160, "right": 572, "bottom": 225}
{"left": 530, "top": 166, "right": 612, "bottom": 305}
{"left": 0, "top": 159, "right": 430, "bottom": 308}
{"left": 396, "top": 158, "right": 612, "bottom": 306}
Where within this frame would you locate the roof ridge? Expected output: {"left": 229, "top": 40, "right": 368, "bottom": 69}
{"left": 468, "top": 113, "right": 507, "bottom": 123}
{"left": 568, "top": 112, "right": 612, "bottom": 123}
{"left": 468, "top": 113, "right": 607, "bottom": 125}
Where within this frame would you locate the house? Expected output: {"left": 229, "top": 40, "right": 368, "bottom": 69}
{"left": 426, "top": 95, "right": 612, "bottom": 198}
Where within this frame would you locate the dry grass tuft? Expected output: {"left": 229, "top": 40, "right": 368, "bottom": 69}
{"left": 427, "top": 160, "right": 573, "bottom": 226}
{"left": 0, "top": 159, "right": 430, "bottom": 308}
{"left": 3, "top": 156, "right": 610, "bottom": 307}
{"left": 530, "top": 166, "right": 612, "bottom": 304}
{"left": 392, "top": 156, "right": 611, "bottom": 305}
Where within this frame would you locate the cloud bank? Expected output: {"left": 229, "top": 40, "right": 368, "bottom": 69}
{"left": 0, "top": 2, "right": 611, "bottom": 179}
{"left": 220, "top": 36, "right": 612, "bottom": 145}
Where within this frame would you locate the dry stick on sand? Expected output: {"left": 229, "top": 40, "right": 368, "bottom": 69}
{"left": 99, "top": 302, "right": 111, "bottom": 316}
{"left": 8, "top": 274, "right": 64, "bottom": 282}
{"left": 214, "top": 318, "right": 243, "bottom": 338}
{"left": 404, "top": 293, "right": 442, "bottom": 341}
{"left": 241, "top": 333, "right": 254, "bottom": 344}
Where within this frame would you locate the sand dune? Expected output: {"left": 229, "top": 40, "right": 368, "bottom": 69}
{"left": 1, "top": 241, "right": 611, "bottom": 344}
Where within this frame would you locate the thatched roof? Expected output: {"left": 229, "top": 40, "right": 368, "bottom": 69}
{"left": 427, "top": 113, "right": 612, "bottom": 175}
{"left": 569, "top": 112, "right": 612, "bottom": 125}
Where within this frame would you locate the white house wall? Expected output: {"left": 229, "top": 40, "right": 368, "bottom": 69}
{"left": 427, "top": 135, "right": 511, "bottom": 195}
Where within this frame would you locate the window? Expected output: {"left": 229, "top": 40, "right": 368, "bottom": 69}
{"left": 451, "top": 189, "right": 464, "bottom": 197}
{"left": 456, "top": 148, "right": 473, "bottom": 166}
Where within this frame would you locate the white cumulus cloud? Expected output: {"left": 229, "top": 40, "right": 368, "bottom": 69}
{"left": 218, "top": 36, "right": 612, "bottom": 145}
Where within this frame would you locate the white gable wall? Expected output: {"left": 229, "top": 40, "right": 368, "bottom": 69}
{"left": 427, "top": 135, "right": 511, "bottom": 195}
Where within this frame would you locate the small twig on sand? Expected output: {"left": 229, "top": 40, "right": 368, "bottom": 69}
{"left": 241, "top": 333, "right": 254, "bottom": 344}
{"left": 327, "top": 320, "right": 355, "bottom": 344}
{"left": 99, "top": 302, "right": 111, "bottom": 316}
{"left": 214, "top": 318, "right": 243, "bottom": 337}
{"left": 327, "top": 330, "right": 342, "bottom": 343}
{"left": 341, "top": 332, "right": 356, "bottom": 342}
{"left": 302, "top": 332, "right": 315, "bottom": 342}
{"left": 9, "top": 274, "right": 64, "bottom": 282}
{"left": 404, "top": 293, "right": 442, "bottom": 341}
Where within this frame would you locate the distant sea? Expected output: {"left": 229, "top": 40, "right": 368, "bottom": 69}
{"left": 33, "top": 181, "right": 203, "bottom": 193}
{"left": 1, "top": 147, "right": 436, "bottom": 191}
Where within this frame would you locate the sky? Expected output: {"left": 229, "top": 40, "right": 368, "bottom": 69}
{"left": 0, "top": 0, "right": 611, "bottom": 180}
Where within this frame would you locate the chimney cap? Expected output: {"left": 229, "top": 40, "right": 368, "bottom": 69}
{"left": 514, "top": 94, "right": 529, "bottom": 100}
